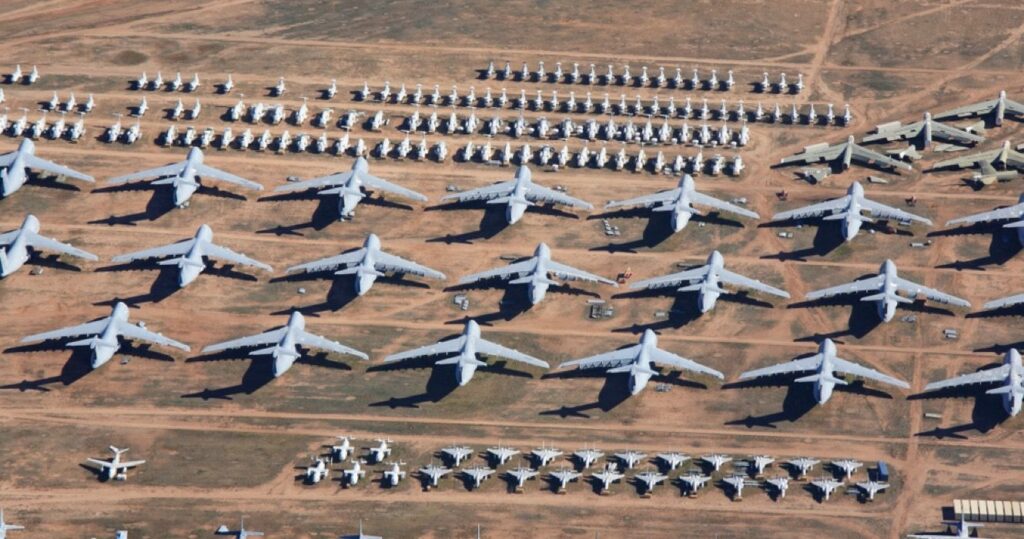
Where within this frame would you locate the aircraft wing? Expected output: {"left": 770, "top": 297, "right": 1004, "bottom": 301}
{"left": 201, "top": 327, "right": 287, "bottom": 353}
{"left": 441, "top": 181, "right": 514, "bottom": 202}
{"left": 850, "top": 144, "right": 913, "bottom": 170}
{"left": 778, "top": 145, "right": 844, "bottom": 166}
{"left": 805, "top": 275, "right": 884, "bottom": 300}
{"left": 111, "top": 239, "right": 194, "bottom": 263}
{"left": 930, "top": 122, "right": 985, "bottom": 145}
{"left": 475, "top": 338, "right": 549, "bottom": 368}
{"left": 194, "top": 163, "right": 263, "bottom": 191}
{"left": 772, "top": 196, "right": 850, "bottom": 221}
{"left": 934, "top": 98, "right": 999, "bottom": 120}
{"left": 924, "top": 364, "right": 1010, "bottom": 392}
{"left": 629, "top": 266, "right": 709, "bottom": 290}
{"left": 274, "top": 171, "right": 351, "bottom": 193}
{"left": 545, "top": 259, "right": 615, "bottom": 285}
{"left": 689, "top": 191, "right": 759, "bottom": 219}
{"left": 116, "top": 321, "right": 191, "bottom": 351}
{"left": 297, "top": 330, "right": 368, "bottom": 359}
{"left": 21, "top": 318, "right": 108, "bottom": 342}
{"left": 525, "top": 183, "right": 593, "bottom": 209}
{"left": 604, "top": 189, "right": 677, "bottom": 209}
{"left": 373, "top": 250, "right": 445, "bottom": 280}
{"left": 983, "top": 293, "right": 1024, "bottom": 310}
{"left": 286, "top": 249, "right": 366, "bottom": 274}
{"left": 0, "top": 230, "right": 18, "bottom": 245}
{"left": 0, "top": 152, "right": 17, "bottom": 169}
{"left": 859, "top": 198, "right": 932, "bottom": 225}
{"left": 202, "top": 243, "right": 272, "bottom": 271}
{"left": 23, "top": 154, "right": 94, "bottom": 182}
{"left": 458, "top": 258, "right": 537, "bottom": 284}
{"left": 894, "top": 277, "right": 970, "bottom": 307}
{"left": 947, "top": 203, "right": 1024, "bottom": 226}
{"left": 384, "top": 336, "right": 466, "bottom": 363}
{"left": 107, "top": 162, "right": 184, "bottom": 185}
{"left": 862, "top": 123, "right": 922, "bottom": 143}
{"left": 86, "top": 457, "right": 114, "bottom": 469}
{"left": 558, "top": 345, "right": 640, "bottom": 370}
{"left": 933, "top": 148, "right": 999, "bottom": 169}
{"left": 361, "top": 172, "right": 428, "bottom": 202}
{"left": 649, "top": 347, "right": 724, "bottom": 379}
{"left": 24, "top": 232, "right": 98, "bottom": 260}
{"left": 119, "top": 459, "right": 146, "bottom": 468}
{"left": 738, "top": 354, "right": 823, "bottom": 380}
{"left": 831, "top": 356, "right": 910, "bottom": 388}
{"left": 718, "top": 269, "right": 790, "bottom": 298}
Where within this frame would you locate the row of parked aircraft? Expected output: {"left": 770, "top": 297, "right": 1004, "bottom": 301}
{"left": 481, "top": 61, "right": 743, "bottom": 91}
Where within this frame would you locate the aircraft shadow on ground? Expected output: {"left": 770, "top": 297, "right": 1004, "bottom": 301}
{"left": 181, "top": 348, "right": 353, "bottom": 400}
{"left": 611, "top": 290, "right": 772, "bottom": 334}
{"left": 537, "top": 370, "right": 706, "bottom": 419}
{"left": 270, "top": 272, "right": 430, "bottom": 316}
{"left": 94, "top": 261, "right": 258, "bottom": 306}
{"left": 588, "top": 210, "right": 741, "bottom": 253}
{"left": 256, "top": 192, "right": 414, "bottom": 236}
{"left": 367, "top": 358, "right": 530, "bottom": 409}
{"left": 930, "top": 222, "right": 1022, "bottom": 270}
{"left": 424, "top": 202, "right": 579, "bottom": 244}
{"left": 0, "top": 341, "right": 174, "bottom": 392}
{"left": 909, "top": 366, "right": 1011, "bottom": 439}
{"left": 89, "top": 184, "right": 246, "bottom": 226}
{"left": 721, "top": 374, "right": 893, "bottom": 429}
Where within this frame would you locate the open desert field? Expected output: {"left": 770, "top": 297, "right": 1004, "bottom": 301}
{"left": 1, "top": 1, "right": 1024, "bottom": 537}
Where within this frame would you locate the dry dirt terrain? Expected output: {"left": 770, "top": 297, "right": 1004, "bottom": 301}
{"left": 1, "top": 1, "right": 1023, "bottom": 537}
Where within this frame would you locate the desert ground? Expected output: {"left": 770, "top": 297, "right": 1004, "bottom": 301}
{"left": 1, "top": 1, "right": 1024, "bottom": 537}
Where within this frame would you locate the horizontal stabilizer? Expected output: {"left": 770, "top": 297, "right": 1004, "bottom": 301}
{"left": 157, "top": 257, "right": 204, "bottom": 268}
{"left": 986, "top": 385, "right": 1017, "bottom": 395}
{"left": 318, "top": 186, "right": 365, "bottom": 197}
{"left": 860, "top": 292, "right": 912, "bottom": 304}
{"left": 794, "top": 373, "right": 848, "bottom": 385}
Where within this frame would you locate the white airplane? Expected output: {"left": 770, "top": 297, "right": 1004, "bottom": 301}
{"left": 634, "top": 470, "right": 668, "bottom": 495}
{"left": 738, "top": 338, "right": 909, "bottom": 405}
{"left": 441, "top": 165, "right": 592, "bottom": 224}
{"left": 657, "top": 452, "right": 689, "bottom": 471}
{"left": 701, "top": 454, "right": 732, "bottom": 472}
{"left": 274, "top": 157, "right": 427, "bottom": 219}
{"left": 85, "top": 446, "right": 146, "bottom": 481}
{"left": 463, "top": 466, "right": 495, "bottom": 489}
{"left": 285, "top": 233, "right": 445, "bottom": 296}
{"left": 722, "top": 475, "right": 749, "bottom": 500}
{"left": 21, "top": 302, "right": 189, "bottom": 368}
{"left": 592, "top": 466, "right": 625, "bottom": 492}
{"left": 331, "top": 436, "right": 353, "bottom": 461}
{"left": 924, "top": 349, "right": 1023, "bottom": 417}
{"left": 947, "top": 193, "right": 1024, "bottom": 244}
{"left": 487, "top": 446, "right": 519, "bottom": 466}
{"left": 786, "top": 457, "right": 819, "bottom": 478}
{"left": 811, "top": 477, "right": 843, "bottom": 502}
{"left": 614, "top": 450, "right": 646, "bottom": 470}
{"left": 549, "top": 468, "right": 582, "bottom": 491}
{"left": 678, "top": 472, "right": 711, "bottom": 494}
{"left": 863, "top": 112, "right": 985, "bottom": 149}
{"left": 107, "top": 147, "right": 263, "bottom": 208}
{"left": 630, "top": 251, "right": 790, "bottom": 313}
{"left": 532, "top": 445, "right": 563, "bottom": 467}
{"left": 574, "top": 447, "right": 604, "bottom": 469}
{"left": 25, "top": 66, "right": 38, "bottom": 85}
{"left": 169, "top": 72, "right": 183, "bottom": 91}
{"left": 112, "top": 223, "right": 271, "bottom": 287}
{"left": 150, "top": 72, "right": 163, "bottom": 91}
{"left": 750, "top": 455, "right": 775, "bottom": 476}
{"left": 382, "top": 461, "right": 406, "bottom": 486}
{"left": 0, "top": 508, "right": 24, "bottom": 538}
{"left": 304, "top": 457, "right": 328, "bottom": 484}
{"left": 442, "top": 445, "right": 473, "bottom": 467}
{"left": 772, "top": 181, "right": 931, "bottom": 241}
{"left": 935, "top": 90, "right": 1024, "bottom": 126}
{"left": 186, "top": 73, "right": 200, "bottom": 92}
{"left": 506, "top": 466, "right": 539, "bottom": 490}
{"left": 385, "top": 320, "right": 548, "bottom": 386}
{"left": 221, "top": 74, "right": 234, "bottom": 94}
{"left": 932, "top": 140, "right": 1024, "bottom": 173}
{"left": 343, "top": 460, "right": 367, "bottom": 486}
{"left": 202, "top": 311, "right": 367, "bottom": 378}
{"left": 420, "top": 463, "right": 453, "bottom": 488}
{"left": 10, "top": 65, "right": 22, "bottom": 84}
{"left": 368, "top": 438, "right": 392, "bottom": 463}
{"left": 604, "top": 174, "right": 758, "bottom": 233}
{"left": 216, "top": 517, "right": 264, "bottom": 538}
{"left": 339, "top": 522, "right": 382, "bottom": 539}
{"left": 458, "top": 242, "right": 615, "bottom": 305}
{"left": 779, "top": 135, "right": 913, "bottom": 172}
{"left": 0, "top": 139, "right": 94, "bottom": 197}
{"left": 907, "top": 518, "right": 991, "bottom": 539}
{"left": 832, "top": 458, "right": 862, "bottom": 479}
{"left": 0, "top": 214, "right": 97, "bottom": 277}
{"left": 765, "top": 476, "right": 790, "bottom": 499}
{"left": 558, "top": 329, "right": 723, "bottom": 395}
{"left": 805, "top": 259, "right": 970, "bottom": 322}
{"left": 856, "top": 480, "right": 889, "bottom": 501}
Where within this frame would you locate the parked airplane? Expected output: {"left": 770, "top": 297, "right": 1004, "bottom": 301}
{"left": 931, "top": 140, "right": 1024, "bottom": 173}
{"left": 924, "top": 349, "right": 1023, "bottom": 417}
{"left": 863, "top": 112, "right": 984, "bottom": 149}
{"left": 340, "top": 521, "right": 382, "bottom": 539}
{"left": 440, "top": 164, "right": 592, "bottom": 224}
{"left": 21, "top": 302, "right": 189, "bottom": 368}
{"left": 506, "top": 466, "right": 539, "bottom": 490}
{"left": 907, "top": 517, "right": 990, "bottom": 539}
{"left": 0, "top": 508, "right": 23, "bottom": 538}
{"left": 0, "top": 139, "right": 93, "bottom": 197}
{"left": 558, "top": 329, "right": 723, "bottom": 395}
{"left": 634, "top": 470, "right": 668, "bottom": 495}
{"left": 604, "top": 174, "right": 758, "bottom": 233}
{"left": 779, "top": 135, "right": 912, "bottom": 172}
{"left": 383, "top": 320, "right": 548, "bottom": 386}
{"left": 383, "top": 461, "right": 406, "bottom": 486}
{"left": 274, "top": 156, "right": 426, "bottom": 219}
{"left": 805, "top": 259, "right": 969, "bottom": 322}
{"left": 771, "top": 181, "right": 931, "bottom": 241}
{"left": 629, "top": 250, "right": 789, "bottom": 313}
{"left": 107, "top": 147, "right": 262, "bottom": 208}
{"left": 934, "top": 90, "right": 1024, "bottom": 126}
{"left": 678, "top": 472, "right": 711, "bottom": 494}
{"left": 457, "top": 242, "right": 615, "bottom": 305}
{"left": 111, "top": 224, "right": 271, "bottom": 287}
{"left": 737, "top": 338, "right": 909, "bottom": 405}
{"left": 419, "top": 462, "right": 453, "bottom": 488}
{"left": 463, "top": 466, "right": 495, "bottom": 489}
{"left": 947, "top": 194, "right": 1024, "bottom": 243}
{"left": 811, "top": 477, "right": 843, "bottom": 501}
{"left": 285, "top": 233, "right": 445, "bottom": 296}
{"left": 85, "top": 446, "right": 145, "bottom": 481}
{"left": 201, "top": 311, "right": 367, "bottom": 378}
{"left": 442, "top": 445, "right": 473, "bottom": 467}
{"left": 592, "top": 466, "right": 626, "bottom": 492}
{"left": 0, "top": 214, "right": 97, "bottom": 277}
{"left": 701, "top": 454, "right": 732, "bottom": 472}
{"left": 856, "top": 480, "right": 890, "bottom": 501}
{"left": 343, "top": 460, "right": 367, "bottom": 486}
{"left": 215, "top": 517, "right": 263, "bottom": 538}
